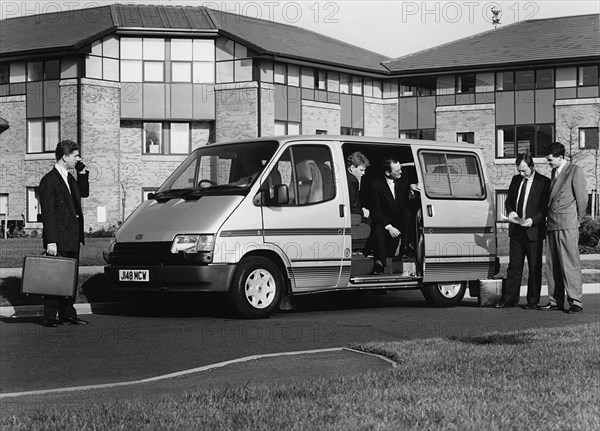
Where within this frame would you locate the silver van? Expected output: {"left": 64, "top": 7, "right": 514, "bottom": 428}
{"left": 105, "top": 136, "right": 498, "bottom": 318}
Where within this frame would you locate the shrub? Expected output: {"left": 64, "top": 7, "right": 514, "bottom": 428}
{"left": 86, "top": 222, "right": 121, "bottom": 238}
{"left": 580, "top": 216, "right": 600, "bottom": 248}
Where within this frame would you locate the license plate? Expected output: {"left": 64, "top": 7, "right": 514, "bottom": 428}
{"left": 119, "top": 269, "right": 149, "bottom": 282}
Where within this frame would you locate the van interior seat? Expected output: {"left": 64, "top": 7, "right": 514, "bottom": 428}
{"left": 296, "top": 160, "right": 323, "bottom": 204}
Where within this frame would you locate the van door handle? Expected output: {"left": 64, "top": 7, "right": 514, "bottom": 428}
{"left": 427, "top": 205, "right": 434, "bottom": 217}
{"left": 339, "top": 204, "right": 345, "bottom": 218}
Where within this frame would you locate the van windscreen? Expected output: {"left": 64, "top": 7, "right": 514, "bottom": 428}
{"left": 155, "top": 141, "right": 279, "bottom": 198}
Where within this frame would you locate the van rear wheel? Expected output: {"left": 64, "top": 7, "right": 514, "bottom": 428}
{"left": 421, "top": 281, "right": 466, "bottom": 307}
{"left": 229, "top": 256, "right": 283, "bottom": 319}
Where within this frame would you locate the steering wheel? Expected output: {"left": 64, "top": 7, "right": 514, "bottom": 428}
{"left": 198, "top": 179, "right": 217, "bottom": 188}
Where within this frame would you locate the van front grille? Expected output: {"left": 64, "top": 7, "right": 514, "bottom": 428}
{"left": 110, "top": 242, "right": 186, "bottom": 266}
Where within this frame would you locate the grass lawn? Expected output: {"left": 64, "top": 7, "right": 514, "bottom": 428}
{"left": 1, "top": 323, "right": 598, "bottom": 430}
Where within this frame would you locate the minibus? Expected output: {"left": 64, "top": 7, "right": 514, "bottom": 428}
{"left": 105, "top": 136, "right": 499, "bottom": 318}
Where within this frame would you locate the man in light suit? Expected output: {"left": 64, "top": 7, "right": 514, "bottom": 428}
{"left": 39, "top": 140, "right": 90, "bottom": 327}
{"left": 496, "top": 153, "right": 550, "bottom": 309}
{"left": 540, "top": 142, "right": 588, "bottom": 314}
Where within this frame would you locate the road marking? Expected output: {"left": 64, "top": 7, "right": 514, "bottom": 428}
{"left": 0, "top": 347, "right": 396, "bottom": 398}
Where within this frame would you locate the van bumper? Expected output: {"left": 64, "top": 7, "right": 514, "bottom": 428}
{"left": 104, "top": 264, "right": 236, "bottom": 292}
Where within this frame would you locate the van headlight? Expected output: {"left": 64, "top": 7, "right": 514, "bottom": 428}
{"left": 170, "top": 234, "right": 215, "bottom": 254}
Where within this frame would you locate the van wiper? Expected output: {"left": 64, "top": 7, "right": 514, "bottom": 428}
{"left": 183, "top": 185, "right": 246, "bottom": 200}
{"left": 151, "top": 188, "right": 195, "bottom": 201}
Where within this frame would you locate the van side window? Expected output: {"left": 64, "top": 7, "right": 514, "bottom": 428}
{"left": 420, "top": 151, "right": 485, "bottom": 199}
{"left": 267, "top": 145, "right": 335, "bottom": 206}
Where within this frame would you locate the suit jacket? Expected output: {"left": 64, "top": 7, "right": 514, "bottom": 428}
{"left": 505, "top": 172, "right": 550, "bottom": 241}
{"left": 39, "top": 167, "right": 89, "bottom": 251}
{"left": 346, "top": 171, "right": 362, "bottom": 215}
{"left": 370, "top": 176, "right": 411, "bottom": 228}
{"left": 547, "top": 162, "right": 588, "bottom": 231}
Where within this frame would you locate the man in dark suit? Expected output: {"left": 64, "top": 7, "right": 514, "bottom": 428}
{"left": 496, "top": 153, "right": 550, "bottom": 309}
{"left": 540, "top": 142, "right": 588, "bottom": 314}
{"left": 369, "top": 156, "right": 418, "bottom": 274}
{"left": 39, "top": 140, "right": 90, "bottom": 327}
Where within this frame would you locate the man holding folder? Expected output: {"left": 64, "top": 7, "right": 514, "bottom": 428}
{"left": 496, "top": 153, "right": 550, "bottom": 309}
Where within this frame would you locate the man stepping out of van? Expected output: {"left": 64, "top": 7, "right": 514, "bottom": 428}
{"left": 369, "top": 156, "right": 418, "bottom": 275}
{"left": 496, "top": 153, "right": 550, "bottom": 309}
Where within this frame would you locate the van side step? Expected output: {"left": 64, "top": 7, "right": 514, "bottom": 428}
{"left": 350, "top": 274, "right": 421, "bottom": 286}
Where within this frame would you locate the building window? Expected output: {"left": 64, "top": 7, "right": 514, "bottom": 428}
{"left": 143, "top": 122, "right": 191, "bottom": 155}
{"left": 515, "top": 70, "right": 535, "bottom": 90}
{"left": 86, "top": 35, "right": 120, "bottom": 81}
{"left": 456, "top": 73, "right": 475, "bottom": 94}
{"left": 496, "top": 71, "right": 514, "bottom": 91}
{"left": 172, "top": 62, "right": 192, "bottom": 82}
{"left": 496, "top": 124, "right": 553, "bottom": 158}
{"left": 120, "top": 37, "right": 165, "bottom": 83}
{"left": 579, "top": 127, "right": 599, "bottom": 149}
{"left": 0, "top": 194, "right": 7, "bottom": 216}
{"left": 339, "top": 73, "right": 350, "bottom": 94}
{"left": 400, "top": 78, "right": 417, "bottom": 97}
{"left": 216, "top": 37, "right": 253, "bottom": 83}
{"left": 457, "top": 132, "right": 474, "bottom": 144}
{"left": 144, "top": 61, "right": 164, "bottom": 82}
{"left": 536, "top": 69, "right": 554, "bottom": 89}
{"left": 341, "top": 127, "right": 364, "bottom": 136}
{"left": 495, "top": 190, "right": 509, "bottom": 224}
{"left": 399, "top": 129, "right": 435, "bottom": 140}
{"left": 0, "top": 63, "right": 9, "bottom": 84}
{"left": 316, "top": 129, "right": 327, "bottom": 135}
{"left": 27, "top": 118, "right": 59, "bottom": 153}
{"left": 143, "top": 122, "right": 162, "bottom": 154}
{"left": 26, "top": 188, "right": 40, "bottom": 222}
{"left": 579, "top": 66, "right": 598, "bottom": 86}
{"left": 275, "top": 121, "right": 300, "bottom": 136}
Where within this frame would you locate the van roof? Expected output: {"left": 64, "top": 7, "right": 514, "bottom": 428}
{"left": 210, "top": 135, "right": 483, "bottom": 151}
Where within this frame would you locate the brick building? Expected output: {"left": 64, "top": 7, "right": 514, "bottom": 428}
{"left": 0, "top": 5, "right": 598, "bottom": 233}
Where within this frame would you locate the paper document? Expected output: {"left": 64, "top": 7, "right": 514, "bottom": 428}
{"left": 500, "top": 213, "right": 528, "bottom": 226}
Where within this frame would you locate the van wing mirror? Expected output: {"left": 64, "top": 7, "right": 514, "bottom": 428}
{"left": 253, "top": 184, "right": 289, "bottom": 206}
{"left": 273, "top": 184, "right": 289, "bottom": 205}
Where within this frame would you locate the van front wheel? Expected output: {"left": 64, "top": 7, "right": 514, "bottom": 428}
{"left": 421, "top": 282, "right": 466, "bottom": 307}
{"left": 229, "top": 256, "right": 283, "bottom": 319}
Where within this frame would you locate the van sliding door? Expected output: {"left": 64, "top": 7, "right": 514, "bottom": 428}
{"left": 415, "top": 149, "right": 497, "bottom": 282}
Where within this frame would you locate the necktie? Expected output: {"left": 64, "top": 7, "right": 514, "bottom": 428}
{"left": 550, "top": 168, "right": 557, "bottom": 189}
{"left": 516, "top": 179, "right": 526, "bottom": 218}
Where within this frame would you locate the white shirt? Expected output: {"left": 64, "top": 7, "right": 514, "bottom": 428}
{"left": 386, "top": 177, "right": 395, "bottom": 199}
{"left": 55, "top": 163, "right": 71, "bottom": 193}
{"left": 516, "top": 174, "right": 534, "bottom": 217}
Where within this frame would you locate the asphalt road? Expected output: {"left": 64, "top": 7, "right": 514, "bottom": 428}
{"left": 1, "top": 290, "right": 599, "bottom": 396}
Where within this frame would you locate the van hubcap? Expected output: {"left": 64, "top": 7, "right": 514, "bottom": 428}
{"left": 437, "top": 283, "right": 462, "bottom": 298}
{"left": 245, "top": 269, "right": 276, "bottom": 309}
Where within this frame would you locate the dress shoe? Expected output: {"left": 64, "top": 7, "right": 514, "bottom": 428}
{"left": 42, "top": 319, "right": 60, "bottom": 328}
{"left": 538, "top": 302, "right": 564, "bottom": 311}
{"left": 564, "top": 305, "right": 583, "bottom": 314}
{"left": 495, "top": 300, "right": 518, "bottom": 309}
{"left": 370, "top": 262, "right": 384, "bottom": 275}
{"left": 521, "top": 303, "right": 538, "bottom": 310}
{"left": 60, "top": 317, "right": 89, "bottom": 325}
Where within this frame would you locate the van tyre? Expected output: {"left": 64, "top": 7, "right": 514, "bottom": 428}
{"left": 229, "top": 256, "right": 283, "bottom": 319}
{"left": 421, "top": 282, "right": 466, "bottom": 307}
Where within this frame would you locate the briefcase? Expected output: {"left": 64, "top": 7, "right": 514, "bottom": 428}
{"left": 21, "top": 255, "right": 78, "bottom": 297}
{"left": 478, "top": 278, "right": 503, "bottom": 307}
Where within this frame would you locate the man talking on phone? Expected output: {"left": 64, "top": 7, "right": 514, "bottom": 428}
{"left": 39, "top": 140, "right": 90, "bottom": 327}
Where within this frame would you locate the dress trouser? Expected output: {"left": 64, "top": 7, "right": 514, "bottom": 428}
{"left": 546, "top": 229, "right": 583, "bottom": 308}
{"left": 43, "top": 248, "right": 79, "bottom": 320}
{"left": 504, "top": 228, "right": 543, "bottom": 305}
{"left": 371, "top": 224, "right": 400, "bottom": 266}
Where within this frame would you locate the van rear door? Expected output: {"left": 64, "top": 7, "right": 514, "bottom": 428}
{"left": 414, "top": 147, "right": 497, "bottom": 282}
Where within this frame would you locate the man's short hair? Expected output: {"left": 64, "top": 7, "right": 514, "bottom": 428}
{"left": 346, "top": 151, "right": 370, "bottom": 168}
{"left": 55, "top": 140, "right": 79, "bottom": 161}
{"left": 545, "top": 142, "right": 565, "bottom": 158}
{"left": 382, "top": 156, "right": 399, "bottom": 173}
{"left": 516, "top": 152, "right": 534, "bottom": 168}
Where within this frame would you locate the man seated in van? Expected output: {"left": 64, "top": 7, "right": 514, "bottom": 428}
{"left": 346, "top": 151, "right": 371, "bottom": 225}
{"left": 369, "top": 156, "right": 419, "bottom": 274}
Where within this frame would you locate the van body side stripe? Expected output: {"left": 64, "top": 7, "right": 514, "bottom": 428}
{"left": 220, "top": 228, "right": 346, "bottom": 237}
